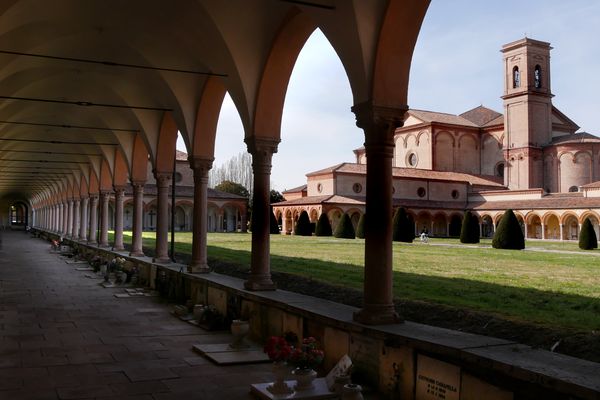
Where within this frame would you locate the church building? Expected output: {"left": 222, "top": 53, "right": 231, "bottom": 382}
{"left": 273, "top": 38, "right": 600, "bottom": 241}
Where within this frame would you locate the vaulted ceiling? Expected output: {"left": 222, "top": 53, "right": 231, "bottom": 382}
{"left": 0, "top": 0, "right": 430, "bottom": 205}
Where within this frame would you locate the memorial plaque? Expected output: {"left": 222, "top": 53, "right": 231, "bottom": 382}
{"left": 415, "top": 355, "right": 460, "bottom": 400}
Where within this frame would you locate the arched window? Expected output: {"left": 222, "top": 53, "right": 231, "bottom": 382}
{"left": 569, "top": 186, "right": 579, "bottom": 193}
{"left": 496, "top": 162, "right": 505, "bottom": 178}
{"left": 512, "top": 66, "right": 520, "bottom": 88}
{"left": 534, "top": 65, "right": 542, "bottom": 88}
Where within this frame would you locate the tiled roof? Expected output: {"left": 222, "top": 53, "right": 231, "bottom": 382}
{"left": 459, "top": 106, "right": 503, "bottom": 127}
{"left": 581, "top": 181, "right": 600, "bottom": 189}
{"left": 176, "top": 150, "right": 188, "bottom": 161}
{"left": 282, "top": 184, "right": 307, "bottom": 193}
{"left": 273, "top": 195, "right": 334, "bottom": 206}
{"left": 469, "top": 196, "right": 600, "bottom": 210}
{"left": 306, "top": 163, "right": 504, "bottom": 188}
{"left": 549, "top": 132, "right": 600, "bottom": 145}
{"left": 483, "top": 114, "right": 504, "bottom": 127}
{"left": 407, "top": 109, "right": 478, "bottom": 127}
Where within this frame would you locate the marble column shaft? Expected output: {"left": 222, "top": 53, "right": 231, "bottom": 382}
{"left": 80, "top": 197, "right": 89, "bottom": 241}
{"left": 244, "top": 137, "right": 279, "bottom": 291}
{"left": 113, "top": 187, "right": 126, "bottom": 251}
{"left": 99, "top": 191, "right": 110, "bottom": 247}
{"left": 130, "top": 183, "right": 145, "bottom": 257}
{"left": 154, "top": 172, "right": 171, "bottom": 263}
{"left": 88, "top": 195, "right": 99, "bottom": 245}
{"left": 188, "top": 157, "right": 212, "bottom": 273}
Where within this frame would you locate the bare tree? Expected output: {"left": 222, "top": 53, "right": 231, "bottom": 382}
{"left": 209, "top": 152, "right": 254, "bottom": 197}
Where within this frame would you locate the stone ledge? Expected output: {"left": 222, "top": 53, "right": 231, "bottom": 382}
{"left": 41, "top": 230, "right": 600, "bottom": 399}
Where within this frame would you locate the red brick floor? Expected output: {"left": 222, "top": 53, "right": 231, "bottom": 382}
{"left": 0, "top": 230, "right": 274, "bottom": 399}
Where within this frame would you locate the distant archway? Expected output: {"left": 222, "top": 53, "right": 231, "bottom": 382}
{"left": 9, "top": 201, "right": 28, "bottom": 228}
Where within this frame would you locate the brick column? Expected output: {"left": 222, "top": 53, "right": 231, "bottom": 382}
{"left": 88, "top": 195, "right": 99, "bottom": 245}
{"left": 188, "top": 156, "right": 213, "bottom": 273}
{"left": 99, "top": 191, "right": 110, "bottom": 247}
{"left": 113, "top": 186, "right": 126, "bottom": 251}
{"left": 80, "top": 196, "right": 89, "bottom": 241}
{"left": 351, "top": 101, "right": 404, "bottom": 325}
{"left": 130, "top": 182, "right": 145, "bottom": 257}
{"left": 244, "top": 137, "right": 279, "bottom": 291}
{"left": 154, "top": 172, "right": 171, "bottom": 263}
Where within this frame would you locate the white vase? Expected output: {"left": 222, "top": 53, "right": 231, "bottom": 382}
{"left": 229, "top": 319, "right": 250, "bottom": 349}
{"left": 292, "top": 367, "right": 317, "bottom": 391}
{"left": 266, "top": 361, "right": 293, "bottom": 395}
{"left": 342, "top": 384, "right": 364, "bottom": 400}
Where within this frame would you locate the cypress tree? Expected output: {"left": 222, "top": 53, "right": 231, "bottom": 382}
{"left": 460, "top": 210, "right": 480, "bottom": 244}
{"left": 334, "top": 213, "right": 355, "bottom": 239}
{"left": 356, "top": 213, "right": 366, "bottom": 239}
{"left": 392, "top": 207, "right": 414, "bottom": 243}
{"left": 270, "top": 209, "right": 280, "bottom": 234}
{"left": 294, "top": 211, "right": 312, "bottom": 236}
{"left": 492, "top": 209, "right": 525, "bottom": 249}
{"left": 578, "top": 218, "right": 598, "bottom": 250}
{"left": 315, "top": 213, "right": 332, "bottom": 237}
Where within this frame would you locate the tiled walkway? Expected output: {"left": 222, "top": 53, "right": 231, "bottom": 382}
{"left": 0, "top": 230, "right": 273, "bottom": 399}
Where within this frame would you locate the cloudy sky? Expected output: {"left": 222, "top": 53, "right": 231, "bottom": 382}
{"left": 180, "top": 1, "right": 600, "bottom": 192}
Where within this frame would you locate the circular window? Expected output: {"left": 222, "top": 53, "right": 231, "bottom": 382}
{"left": 174, "top": 172, "right": 183, "bottom": 183}
{"left": 451, "top": 190, "right": 459, "bottom": 199}
{"left": 317, "top": 183, "right": 323, "bottom": 193}
{"left": 407, "top": 152, "right": 418, "bottom": 167}
{"left": 352, "top": 183, "right": 362, "bottom": 193}
{"left": 417, "top": 187, "right": 426, "bottom": 198}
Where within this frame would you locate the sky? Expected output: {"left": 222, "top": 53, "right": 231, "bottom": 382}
{"left": 178, "top": 1, "right": 600, "bottom": 192}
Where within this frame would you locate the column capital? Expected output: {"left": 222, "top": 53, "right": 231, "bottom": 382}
{"left": 113, "top": 185, "right": 127, "bottom": 194}
{"left": 153, "top": 171, "right": 172, "bottom": 188}
{"left": 351, "top": 100, "right": 407, "bottom": 146}
{"left": 130, "top": 180, "right": 146, "bottom": 188}
{"left": 188, "top": 156, "right": 214, "bottom": 172}
{"left": 245, "top": 136, "right": 280, "bottom": 156}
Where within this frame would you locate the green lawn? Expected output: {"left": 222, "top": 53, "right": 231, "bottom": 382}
{"left": 111, "top": 231, "right": 600, "bottom": 332}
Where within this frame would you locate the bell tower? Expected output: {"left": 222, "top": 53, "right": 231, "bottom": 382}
{"left": 501, "top": 38, "right": 553, "bottom": 190}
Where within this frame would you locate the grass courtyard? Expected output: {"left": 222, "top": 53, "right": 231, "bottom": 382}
{"left": 113, "top": 231, "right": 600, "bottom": 333}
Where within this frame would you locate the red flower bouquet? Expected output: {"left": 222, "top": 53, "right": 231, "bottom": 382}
{"left": 288, "top": 337, "right": 324, "bottom": 370}
{"left": 263, "top": 335, "right": 293, "bottom": 362}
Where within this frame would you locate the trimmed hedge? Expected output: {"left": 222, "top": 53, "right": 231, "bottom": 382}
{"left": 460, "top": 210, "right": 480, "bottom": 244}
{"left": 579, "top": 218, "right": 598, "bottom": 250}
{"left": 392, "top": 207, "right": 414, "bottom": 243}
{"left": 315, "top": 213, "right": 332, "bottom": 237}
{"left": 492, "top": 209, "right": 524, "bottom": 249}
{"left": 334, "top": 213, "right": 355, "bottom": 239}
{"left": 356, "top": 213, "right": 366, "bottom": 239}
{"left": 294, "top": 211, "right": 312, "bottom": 236}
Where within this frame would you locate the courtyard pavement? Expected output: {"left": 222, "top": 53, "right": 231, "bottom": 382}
{"left": 0, "top": 230, "right": 277, "bottom": 399}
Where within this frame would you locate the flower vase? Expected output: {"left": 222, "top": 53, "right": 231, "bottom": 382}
{"left": 266, "top": 361, "right": 293, "bottom": 395}
{"left": 292, "top": 367, "right": 317, "bottom": 391}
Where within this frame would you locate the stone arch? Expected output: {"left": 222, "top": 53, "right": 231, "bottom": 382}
{"left": 252, "top": 9, "right": 317, "bottom": 142}
{"left": 154, "top": 112, "right": 178, "bottom": 174}
{"left": 562, "top": 213, "right": 580, "bottom": 240}
{"left": 456, "top": 133, "right": 479, "bottom": 174}
{"left": 526, "top": 212, "right": 543, "bottom": 239}
{"left": 327, "top": 207, "right": 344, "bottom": 232}
{"left": 448, "top": 213, "right": 463, "bottom": 237}
{"left": 434, "top": 131, "right": 454, "bottom": 171}
{"left": 309, "top": 208, "right": 319, "bottom": 223}
{"left": 543, "top": 213, "right": 560, "bottom": 240}
{"left": 207, "top": 202, "right": 220, "bottom": 232}
{"left": 415, "top": 211, "right": 432, "bottom": 236}
{"left": 480, "top": 214, "right": 494, "bottom": 238}
{"left": 580, "top": 211, "right": 600, "bottom": 239}
{"left": 432, "top": 212, "right": 447, "bottom": 237}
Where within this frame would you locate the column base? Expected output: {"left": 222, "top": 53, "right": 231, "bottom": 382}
{"left": 353, "top": 304, "right": 403, "bottom": 325}
{"left": 113, "top": 246, "right": 125, "bottom": 252}
{"left": 129, "top": 250, "right": 145, "bottom": 257}
{"left": 153, "top": 256, "right": 171, "bottom": 264}
{"left": 244, "top": 275, "right": 277, "bottom": 291}
{"left": 187, "top": 263, "right": 211, "bottom": 274}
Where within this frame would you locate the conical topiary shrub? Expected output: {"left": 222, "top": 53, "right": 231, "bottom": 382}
{"left": 392, "top": 207, "right": 414, "bottom": 243}
{"left": 294, "top": 210, "right": 312, "bottom": 236}
{"left": 579, "top": 218, "right": 598, "bottom": 250}
{"left": 270, "top": 209, "right": 280, "bottom": 234}
{"left": 492, "top": 209, "right": 524, "bottom": 249}
{"left": 315, "top": 213, "right": 332, "bottom": 237}
{"left": 460, "top": 210, "right": 480, "bottom": 244}
{"left": 356, "top": 213, "right": 366, "bottom": 239}
{"left": 334, "top": 213, "right": 355, "bottom": 239}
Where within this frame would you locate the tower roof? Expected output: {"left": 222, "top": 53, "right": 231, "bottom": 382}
{"left": 459, "top": 105, "right": 503, "bottom": 127}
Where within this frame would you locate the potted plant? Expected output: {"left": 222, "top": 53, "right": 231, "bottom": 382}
{"left": 263, "top": 335, "right": 294, "bottom": 395}
{"left": 288, "top": 337, "right": 324, "bottom": 391}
